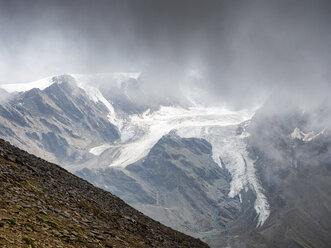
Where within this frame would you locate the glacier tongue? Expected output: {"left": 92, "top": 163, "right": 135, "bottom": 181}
{"left": 177, "top": 125, "right": 270, "bottom": 227}
{"left": 98, "top": 105, "right": 269, "bottom": 226}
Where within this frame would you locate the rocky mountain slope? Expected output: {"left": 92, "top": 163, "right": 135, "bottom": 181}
{"left": 77, "top": 133, "right": 259, "bottom": 240}
{"left": 0, "top": 138, "right": 208, "bottom": 247}
{"left": 1, "top": 75, "right": 330, "bottom": 247}
{"left": 0, "top": 75, "right": 120, "bottom": 164}
{"left": 204, "top": 98, "right": 331, "bottom": 248}
{"left": 240, "top": 100, "right": 331, "bottom": 248}
{"left": 0, "top": 75, "right": 261, "bottom": 246}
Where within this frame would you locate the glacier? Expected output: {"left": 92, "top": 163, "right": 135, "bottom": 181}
{"left": 176, "top": 123, "right": 270, "bottom": 227}
{"left": 0, "top": 74, "right": 270, "bottom": 226}
{"left": 102, "top": 105, "right": 270, "bottom": 226}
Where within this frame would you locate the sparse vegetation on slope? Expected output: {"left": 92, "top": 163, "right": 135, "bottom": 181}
{"left": 0, "top": 138, "right": 208, "bottom": 248}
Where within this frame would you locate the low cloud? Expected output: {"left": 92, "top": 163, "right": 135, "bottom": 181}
{"left": 0, "top": 0, "right": 330, "bottom": 109}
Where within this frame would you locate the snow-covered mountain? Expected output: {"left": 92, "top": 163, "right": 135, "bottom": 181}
{"left": 1, "top": 74, "right": 330, "bottom": 247}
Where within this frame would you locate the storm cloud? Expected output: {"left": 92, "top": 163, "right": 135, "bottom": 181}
{"left": 0, "top": 0, "right": 330, "bottom": 108}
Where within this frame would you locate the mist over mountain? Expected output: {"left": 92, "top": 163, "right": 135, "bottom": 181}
{"left": 1, "top": 0, "right": 331, "bottom": 108}
{"left": 0, "top": 1, "right": 331, "bottom": 247}
{"left": 0, "top": 73, "right": 330, "bottom": 247}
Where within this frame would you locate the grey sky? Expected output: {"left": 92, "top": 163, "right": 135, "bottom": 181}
{"left": 0, "top": 0, "right": 330, "bottom": 107}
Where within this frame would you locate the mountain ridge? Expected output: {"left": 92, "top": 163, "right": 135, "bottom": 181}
{"left": 1, "top": 74, "right": 330, "bottom": 247}
{"left": 0, "top": 75, "right": 120, "bottom": 164}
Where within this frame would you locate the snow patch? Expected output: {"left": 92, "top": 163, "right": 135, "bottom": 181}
{"left": 290, "top": 127, "right": 324, "bottom": 142}
{"left": 89, "top": 144, "right": 112, "bottom": 156}
{"left": 0, "top": 76, "right": 54, "bottom": 93}
{"left": 74, "top": 81, "right": 122, "bottom": 129}
{"left": 0, "top": 74, "right": 126, "bottom": 129}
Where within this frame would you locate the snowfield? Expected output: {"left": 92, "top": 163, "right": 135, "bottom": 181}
{"left": 109, "top": 106, "right": 252, "bottom": 167}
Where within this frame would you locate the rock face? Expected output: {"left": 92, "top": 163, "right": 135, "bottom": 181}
{"left": 239, "top": 101, "right": 331, "bottom": 247}
{"left": 76, "top": 133, "right": 258, "bottom": 242}
{"left": 0, "top": 75, "right": 119, "bottom": 164}
{"left": 0, "top": 138, "right": 208, "bottom": 248}
{"left": 207, "top": 98, "right": 331, "bottom": 248}
{"left": 0, "top": 75, "right": 259, "bottom": 246}
{"left": 1, "top": 75, "right": 330, "bottom": 248}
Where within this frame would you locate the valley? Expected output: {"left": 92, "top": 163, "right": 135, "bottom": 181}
{"left": 1, "top": 74, "right": 330, "bottom": 247}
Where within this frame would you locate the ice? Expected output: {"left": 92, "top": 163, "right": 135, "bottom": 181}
{"left": 89, "top": 144, "right": 112, "bottom": 156}
{"left": 177, "top": 124, "right": 270, "bottom": 227}
{"left": 107, "top": 106, "right": 253, "bottom": 168}
{"left": 101, "top": 104, "right": 270, "bottom": 225}
{"left": 2, "top": 74, "right": 270, "bottom": 226}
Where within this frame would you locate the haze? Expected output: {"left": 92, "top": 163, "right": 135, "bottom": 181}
{"left": 0, "top": 0, "right": 330, "bottom": 108}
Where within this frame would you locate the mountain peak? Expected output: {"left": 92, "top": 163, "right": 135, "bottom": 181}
{"left": 51, "top": 74, "right": 75, "bottom": 84}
